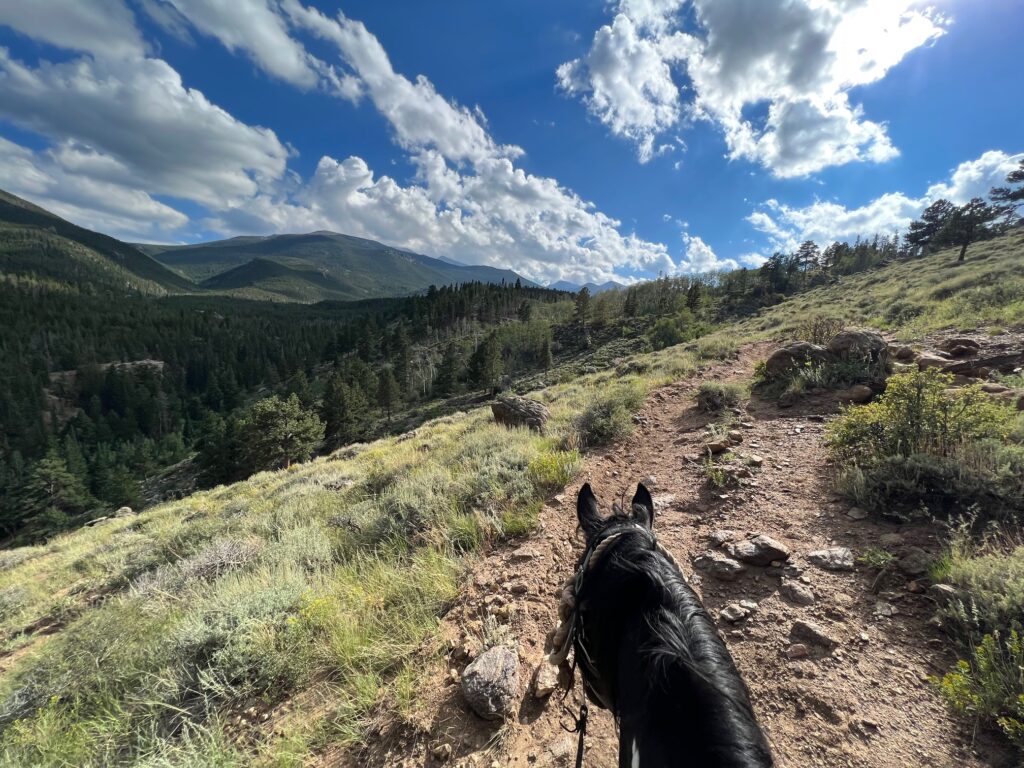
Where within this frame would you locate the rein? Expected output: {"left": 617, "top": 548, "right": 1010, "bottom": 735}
{"left": 551, "top": 521, "right": 685, "bottom": 767}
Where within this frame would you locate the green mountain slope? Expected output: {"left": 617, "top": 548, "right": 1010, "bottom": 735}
{"left": 144, "top": 231, "right": 534, "bottom": 301}
{"left": 0, "top": 189, "right": 194, "bottom": 294}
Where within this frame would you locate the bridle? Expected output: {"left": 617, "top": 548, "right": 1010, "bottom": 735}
{"left": 549, "top": 519, "right": 678, "bottom": 768}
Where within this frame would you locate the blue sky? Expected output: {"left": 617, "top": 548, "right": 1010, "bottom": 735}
{"left": 0, "top": 0, "right": 1021, "bottom": 285}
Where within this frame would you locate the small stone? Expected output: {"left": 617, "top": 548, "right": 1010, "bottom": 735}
{"left": 720, "top": 603, "right": 751, "bottom": 623}
{"left": 704, "top": 439, "right": 731, "bottom": 455}
{"left": 874, "top": 601, "right": 898, "bottom": 617}
{"left": 897, "top": 547, "right": 930, "bottom": 577}
{"left": 641, "top": 475, "right": 658, "bottom": 489}
{"left": 780, "top": 580, "right": 815, "bottom": 606}
{"left": 879, "top": 533, "right": 905, "bottom": 548}
{"left": 510, "top": 545, "right": 539, "bottom": 562}
{"left": 726, "top": 534, "right": 790, "bottom": 566}
{"left": 839, "top": 384, "right": 874, "bottom": 404}
{"left": 846, "top": 507, "right": 869, "bottom": 521}
{"left": 727, "top": 430, "right": 744, "bottom": 444}
{"left": 807, "top": 547, "right": 855, "bottom": 571}
{"left": 744, "top": 454, "right": 764, "bottom": 467}
{"left": 786, "top": 643, "right": 810, "bottom": 660}
{"left": 906, "top": 580, "right": 926, "bottom": 594}
{"left": 790, "top": 619, "right": 838, "bottom": 649}
{"left": 532, "top": 661, "right": 559, "bottom": 698}
{"left": 709, "top": 529, "right": 737, "bottom": 547}
{"left": 693, "top": 552, "right": 747, "bottom": 581}
{"left": 929, "top": 584, "right": 958, "bottom": 605}
{"left": 114, "top": 505, "right": 134, "bottom": 517}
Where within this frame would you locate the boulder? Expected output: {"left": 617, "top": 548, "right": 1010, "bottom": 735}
{"left": 846, "top": 506, "right": 869, "bottom": 520}
{"left": 890, "top": 345, "right": 916, "bottom": 361}
{"left": 461, "top": 646, "right": 519, "bottom": 720}
{"left": 763, "top": 342, "right": 830, "bottom": 380}
{"left": 938, "top": 338, "right": 980, "bottom": 355}
{"left": 929, "top": 583, "right": 958, "bottom": 606}
{"left": 726, "top": 534, "right": 790, "bottom": 567}
{"left": 491, "top": 395, "right": 550, "bottom": 433}
{"left": 807, "top": 547, "right": 855, "bottom": 571}
{"left": 115, "top": 506, "right": 134, "bottom": 517}
{"left": 827, "top": 329, "right": 888, "bottom": 366}
{"left": 916, "top": 352, "right": 951, "bottom": 371}
{"left": 693, "top": 552, "right": 747, "bottom": 581}
{"left": 709, "top": 529, "right": 737, "bottom": 547}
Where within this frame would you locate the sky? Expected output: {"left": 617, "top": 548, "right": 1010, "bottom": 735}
{"left": 0, "top": 0, "right": 1021, "bottom": 286}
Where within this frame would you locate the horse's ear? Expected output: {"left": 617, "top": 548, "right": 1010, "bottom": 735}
{"left": 632, "top": 482, "right": 655, "bottom": 529}
{"left": 577, "top": 483, "right": 603, "bottom": 539}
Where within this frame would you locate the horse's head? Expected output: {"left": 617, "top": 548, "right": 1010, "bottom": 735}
{"left": 576, "top": 481, "right": 655, "bottom": 542}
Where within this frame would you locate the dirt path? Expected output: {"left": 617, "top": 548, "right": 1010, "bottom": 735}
{"left": 358, "top": 343, "right": 1009, "bottom": 768}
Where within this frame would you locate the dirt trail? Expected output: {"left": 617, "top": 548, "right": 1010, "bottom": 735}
{"left": 358, "top": 343, "right": 1009, "bottom": 768}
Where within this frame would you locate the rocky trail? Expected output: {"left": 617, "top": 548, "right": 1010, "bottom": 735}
{"left": 356, "top": 340, "right": 1016, "bottom": 768}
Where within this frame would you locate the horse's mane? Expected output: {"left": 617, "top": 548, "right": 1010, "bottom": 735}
{"left": 588, "top": 523, "right": 773, "bottom": 766}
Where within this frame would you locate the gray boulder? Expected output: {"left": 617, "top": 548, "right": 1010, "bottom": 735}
{"left": 693, "top": 552, "right": 747, "bottom": 581}
{"left": 461, "top": 646, "right": 519, "bottom": 720}
{"left": 491, "top": 395, "right": 550, "bottom": 433}
{"left": 827, "top": 329, "right": 888, "bottom": 366}
{"left": 763, "top": 342, "right": 830, "bottom": 380}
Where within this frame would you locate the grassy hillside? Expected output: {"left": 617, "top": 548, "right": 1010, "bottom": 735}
{"left": 146, "top": 231, "right": 535, "bottom": 302}
{"left": 0, "top": 233, "right": 1021, "bottom": 765}
{"left": 0, "top": 190, "right": 194, "bottom": 294}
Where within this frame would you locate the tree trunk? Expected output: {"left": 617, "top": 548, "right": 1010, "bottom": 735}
{"left": 958, "top": 241, "right": 967, "bottom": 261}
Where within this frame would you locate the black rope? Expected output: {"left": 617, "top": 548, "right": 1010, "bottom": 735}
{"left": 573, "top": 703, "right": 589, "bottom": 768}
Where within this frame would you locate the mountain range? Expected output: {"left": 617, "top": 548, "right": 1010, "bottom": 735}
{"left": 0, "top": 188, "right": 539, "bottom": 302}
{"left": 548, "top": 279, "right": 625, "bottom": 294}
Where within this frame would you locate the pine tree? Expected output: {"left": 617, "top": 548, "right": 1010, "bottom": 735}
{"left": 574, "top": 287, "right": 591, "bottom": 331}
{"left": 469, "top": 333, "right": 503, "bottom": 394}
{"left": 322, "top": 373, "right": 366, "bottom": 446}
{"left": 239, "top": 394, "right": 323, "bottom": 471}
{"left": 905, "top": 199, "right": 957, "bottom": 253}
{"left": 434, "top": 343, "right": 464, "bottom": 397}
{"left": 376, "top": 367, "right": 400, "bottom": 422}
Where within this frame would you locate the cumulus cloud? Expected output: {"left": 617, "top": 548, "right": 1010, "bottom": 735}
{"left": 559, "top": 0, "right": 946, "bottom": 175}
{"left": 747, "top": 149, "right": 1024, "bottom": 252}
{"left": 0, "top": 0, "right": 145, "bottom": 59}
{"left": 0, "top": 0, "right": 689, "bottom": 282}
{"left": 0, "top": 50, "right": 291, "bottom": 208}
{"left": 675, "top": 232, "right": 738, "bottom": 273}
{"left": 0, "top": 137, "right": 188, "bottom": 240}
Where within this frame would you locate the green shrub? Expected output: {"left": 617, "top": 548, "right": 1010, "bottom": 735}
{"left": 827, "top": 370, "right": 1022, "bottom": 519}
{"left": 696, "top": 381, "right": 746, "bottom": 412}
{"left": 527, "top": 449, "right": 581, "bottom": 491}
{"left": 573, "top": 383, "right": 647, "bottom": 447}
{"left": 647, "top": 317, "right": 686, "bottom": 350}
{"left": 794, "top": 315, "right": 844, "bottom": 345}
{"left": 936, "top": 631, "right": 1024, "bottom": 750}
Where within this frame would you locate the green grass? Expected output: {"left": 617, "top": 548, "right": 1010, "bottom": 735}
{"left": 0, "top": 340, "right": 695, "bottom": 766}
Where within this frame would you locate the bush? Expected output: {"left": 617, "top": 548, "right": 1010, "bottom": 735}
{"left": 696, "top": 382, "right": 746, "bottom": 412}
{"left": 794, "top": 315, "right": 844, "bottom": 345}
{"left": 827, "top": 370, "right": 1022, "bottom": 519}
{"left": 573, "top": 384, "right": 646, "bottom": 447}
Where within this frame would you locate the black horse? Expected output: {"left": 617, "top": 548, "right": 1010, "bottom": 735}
{"left": 554, "top": 482, "right": 773, "bottom": 767}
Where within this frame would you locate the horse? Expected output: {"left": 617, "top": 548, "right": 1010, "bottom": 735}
{"left": 549, "top": 482, "right": 773, "bottom": 768}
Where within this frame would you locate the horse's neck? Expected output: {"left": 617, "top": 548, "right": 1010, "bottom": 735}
{"left": 612, "top": 604, "right": 770, "bottom": 768}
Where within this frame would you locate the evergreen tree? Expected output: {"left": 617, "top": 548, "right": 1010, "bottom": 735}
{"left": 943, "top": 198, "right": 1000, "bottom": 261}
{"left": 574, "top": 287, "right": 591, "bottom": 331}
{"left": 322, "top": 373, "right": 366, "bottom": 446}
{"left": 376, "top": 367, "right": 400, "bottom": 422}
{"left": 239, "top": 394, "right": 323, "bottom": 471}
{"left": 905, "top": 199, "right": 957, "bottom": 253}
{"left": 434, "top": 343, "right": 465, "bottom": 397}
{"left": 990, "top": 158, "right": 1024, "bottom": 221}
{"left": 469, "top": 333, "right": 503, "bottom": 394}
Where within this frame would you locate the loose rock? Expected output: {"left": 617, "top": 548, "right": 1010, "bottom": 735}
{"left": 720, "top": 603, "right": 752, "bottom": 623}
{"left": 780, "top": 580, "right": 815, "bottom": 606}
{"left": 790, "top": 619, "right": 838, "bottom": 649}
{"left": 532, "top": 661, "right": 559, "bottom": 699}
{"left": 726, "top": 534, "right": 790, "bottom": 567}
{"left": 846, "top": 506, "right": 869, "bottom": 520}
{"left": 461, "top": 646, "right": 519, "bottom": 720}
{"left": 807, "top": 547, "right": 855, "bottom": 571}
{"left": 897, "top": 547, "right": 930, "bottom": 577}
{"left": 693, "top": 552, "right": 747, "bottom": 581}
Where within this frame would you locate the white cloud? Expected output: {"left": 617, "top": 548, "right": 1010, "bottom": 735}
{"left": 676, "top": 232, "right": 738, "bottom": 273}
{"left": 0, "top": 0, "right": 689, "bottom": 282}
{"left": 0, "top": 50, "right": 291, "bottom": 209}
{"left": 559, "top": 0, "right": 946, "bottom": 175}
{"left": 0, "top": 0, "right": 145, "bottom": 59}
{"left": 747, "top": 149, "right": 1024, "bottom": 252}
{"left": 0, "top": 136, "right": 188, "bottom": 240}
